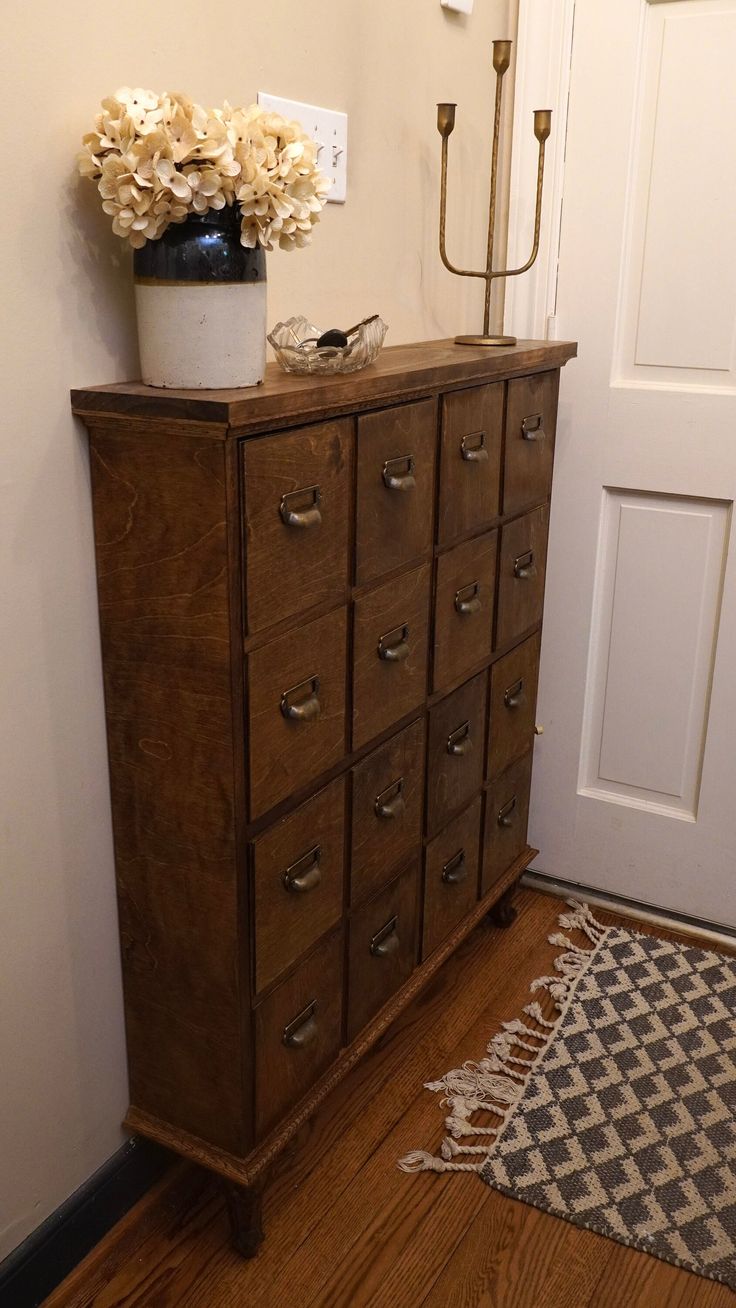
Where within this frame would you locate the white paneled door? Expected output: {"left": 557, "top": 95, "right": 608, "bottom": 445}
{"left": 529, "top": 0, "right": 736, "bottom": 926}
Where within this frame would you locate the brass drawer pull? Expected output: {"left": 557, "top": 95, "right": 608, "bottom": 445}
{"left": 513, "top": 550, "right": 536, "bottom": 580}
{"left": 498, "top": 796, "right": 517, "bottom": 828}
{"left": 378, "top": 624, "right": 410, "bottom": 662}
{"left": 280, "top": 675, "right": 321, "bottom": 722}
{"left": 282, "top": 1000, "right": 318, "bottom": 1049}
{"left": 370, "top": 914, "right": 400, "bottom": 958}
{"left": 521, "top": 413, "right": 546, "bottom": 442}
{"left": 279, "top": 484, "right": 322, "bottom": 529}
{"left": 282, "top": 845, "right": 322, "bottom": 894}
{"left": 442, "top": 850, "right": 467, "bottom": 885}
{"left": 461, "top": 431, "right": 489, "bottom": 463}
{"left": 374, "top": 777, "right": 406, "bottom": 820}
{"left": 504, "top": 678, "right": 525, "bottom": 709}
{"left": 382, "top": 454, "right": 416, "bottom": 492}
{"left": 454, "top": 581, "right": 482, "bottom": 616}
{"left": 447, "top": 720, "right": 472, "bottom": 757}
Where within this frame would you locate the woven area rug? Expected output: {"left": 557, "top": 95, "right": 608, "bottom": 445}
{"left": 399, "top": 902, "right": 736, "bottom": 1291}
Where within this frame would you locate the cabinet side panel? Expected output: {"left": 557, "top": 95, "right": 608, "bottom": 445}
{"left": 89, "top": 428, "right": 245, "bottom": 1154}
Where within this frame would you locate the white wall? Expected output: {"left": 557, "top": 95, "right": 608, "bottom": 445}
{"left": 0, "top": 0, "right": 515, "bottom": 1257}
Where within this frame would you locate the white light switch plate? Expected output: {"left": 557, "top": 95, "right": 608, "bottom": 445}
{"left": 441, "top": 0, "right": 474, "bottom": 12}
{"left": 257, "top": 92, "right": 348, "bottom": 203}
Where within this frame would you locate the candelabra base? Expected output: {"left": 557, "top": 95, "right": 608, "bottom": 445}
{"left": 454, "top": 333, "right": 518, "bottom": 347}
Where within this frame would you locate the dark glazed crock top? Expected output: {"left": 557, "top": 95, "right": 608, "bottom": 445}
{"left": 133, "top": 205, "right": 266, "bottom": 284}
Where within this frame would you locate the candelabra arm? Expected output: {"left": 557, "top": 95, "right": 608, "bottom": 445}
{"left": 482, "top": 66, "right": 506, "bottom": 334}
{"left": 439, "top": 135, "right": 490, "bottom": 281}
{"left": 493, "top": 137, "right": 546, "bottom": 280}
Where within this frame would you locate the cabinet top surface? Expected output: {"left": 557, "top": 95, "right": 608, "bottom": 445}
{"left": 71, "top": 338, "right": 576, "bottom": 435}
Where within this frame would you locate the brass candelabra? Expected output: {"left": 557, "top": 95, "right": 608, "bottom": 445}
{"left": 437, "top": 40, "right": 551, "bottom": 346}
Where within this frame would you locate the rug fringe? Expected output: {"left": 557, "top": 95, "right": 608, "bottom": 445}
{"left": 397, "top": 900, "right": 608, "bottom": 1175}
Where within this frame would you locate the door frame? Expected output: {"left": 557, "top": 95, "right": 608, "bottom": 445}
{"left": 505, "top": 0, "right": 575, "bottom": 342}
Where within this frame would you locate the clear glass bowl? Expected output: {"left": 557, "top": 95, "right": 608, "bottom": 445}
{"left": 268, "top": 315, "right": 388, "bottom": 375}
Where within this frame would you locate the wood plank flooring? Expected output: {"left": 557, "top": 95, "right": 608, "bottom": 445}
{"left": 46, "top": 889, "right": 736, "bottom": 1308}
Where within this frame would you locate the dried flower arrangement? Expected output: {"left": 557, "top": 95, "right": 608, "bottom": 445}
{"left": 78, "top": 88, "right": 331, "bottom": 251}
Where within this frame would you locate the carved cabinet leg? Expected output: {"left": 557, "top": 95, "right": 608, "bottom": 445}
{"left": 488, "top": 880, "right": 519, "bottom": 929}
{"left": 221, "top": 1179, "right": 265, "bottom": 1258}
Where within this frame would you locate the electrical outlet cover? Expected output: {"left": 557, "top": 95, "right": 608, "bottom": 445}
{"left": 257, "top": 92, "right": 347, "bottom": 203}
{"left": 441, "top": 0, "right": 474, "bottom": 13}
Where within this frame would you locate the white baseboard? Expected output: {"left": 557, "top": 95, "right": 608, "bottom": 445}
{"left": 523, "top": 869, "right": 736, "bottom": 953}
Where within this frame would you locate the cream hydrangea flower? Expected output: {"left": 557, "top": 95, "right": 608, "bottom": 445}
{"left": 182, "top": 168, "right": 228, "bottom": 213}
{"left": 225, "top": 104, "right": 331, "bottom": 251}
{"left": 115, "top": 87, "right": 158, "bottom": 113}
{"left": 79, "top": 90, "right": 329, "bottom": 251}
{"left": 110, "top": 88, "right": 163, "bottom": 137}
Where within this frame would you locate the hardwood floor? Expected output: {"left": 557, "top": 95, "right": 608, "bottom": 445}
{"left": 46, "top": 889, "right": 736, "bottom": 1308}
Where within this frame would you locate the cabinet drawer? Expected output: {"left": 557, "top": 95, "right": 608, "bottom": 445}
{"left": 355, "top": 400, "right": 436, "bottom": 586}
{"left": 350, "top": 719, "right": 425, "bottom": 906}
{"left": 254, "top": 931, "right": 343, "bottom": 1138}
{"left": 247, "top": 607, "right": 347, "bottom": 818}
{"left": 422, "top": 797, "right": 482, "bottom": 960}
{"left": 503, "top": 371, "right": 558, "bottom": 516}
{"left": 488, "top": 634, "right": 541, "bottom": 780}
{"left": 496, "top": 506, "right": 549, "bottom": 648}
{"left": 352, "top": 564, "right": 431, "bottom": 751}
{"left": 243, "top": 420, "right": 352, "bottom": 636}
{"left": 482, "top": 751, "right": 532, "bottom": 895}
{"left": 433, "top": 531, "right": 498, "bottom": 693}
{"left": 426, "top": 670, "right": 487, "bottom": 835}
{"left": 438, "top": 384, "right": 503, "bottom": 545}
{"left": 253, "top": 778, "right": 346, "bottom": 993}
{"left": 347, "top": 863, "right": 419, "bottom": 1042}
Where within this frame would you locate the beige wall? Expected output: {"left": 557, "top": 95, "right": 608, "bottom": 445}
{"left": 0, "top": 0, "right": 515, "bottom": 1256}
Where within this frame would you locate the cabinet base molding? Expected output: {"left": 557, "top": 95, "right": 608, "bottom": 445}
{"left": 125, "top": 847, "right": 533, "bottom": 1249}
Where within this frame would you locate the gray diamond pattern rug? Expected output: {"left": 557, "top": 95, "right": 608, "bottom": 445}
{"left": 399, "top": 902, "right": 736, "bottom": 1291}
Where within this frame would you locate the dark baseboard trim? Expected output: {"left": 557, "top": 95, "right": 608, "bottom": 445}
{"left": 0, "top": 1137, "right": 171, "bottom": 1308}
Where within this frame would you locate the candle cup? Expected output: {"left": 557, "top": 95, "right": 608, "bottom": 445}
{"left": 534, "top": 110, "right": 552, "bottom": 143}
{"left": 492, "top": 40, "right": 512, "bottom": 76}
{"left": 437, "top": 103, "right": 457, "bottom": 138}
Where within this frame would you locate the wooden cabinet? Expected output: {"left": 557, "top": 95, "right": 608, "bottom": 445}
{"left": 350, "top": 719, "right": 425, "bottom": 906}
{"left": 242, "top": 419, "right": 352, "bottom": 634}
{"left": 352, "top": 563, "right": 431, "bottom": 749}
{"left": 482, "top": 751, "right": 534, "bottom": 896}
{"left": 247, "top": 606, "right": 348, "bottom": 817}
{"left": 426, "top": 671, "right": 488, "bottom": 835}
{"left": 496, "top": 505, "right": 550, "bottom": 648}
{"left": 73, "top": 336, "right": 575, "bottom": 1255}
{"left": 488, "top": 633, "right": 541, "bottom": 780}
{"left": 438, "top": 383, "right": 503, "bottom": 544}
{"left": 422, "top": 797, "right": 482, "bottom": 959}
{"left": 503, "top": 371, "right": 558, "bottom": 516}
{"left": 433, "top": 531, "right": 497, "bottom": 692}
{"left": 254, "top": 931, "right": 343, "bottom": 1138}
{"left": 347, "top": 862, "right": 420, "bottom": 1042}
{"left": 355, "top": 400, "right": 436, "bottom": 585}
{"left": 252, "top": 778, "right": 346, "bottom": 993}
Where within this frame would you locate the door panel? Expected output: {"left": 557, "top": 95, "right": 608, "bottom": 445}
{"left": 529, "top": 0, "right": 736, "bottom": 927}
{"left": 616, "top": 5, "right": 736, "bottom": 387}
{"left": 579, "top": 490, "right": 729, "bottom": 819}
